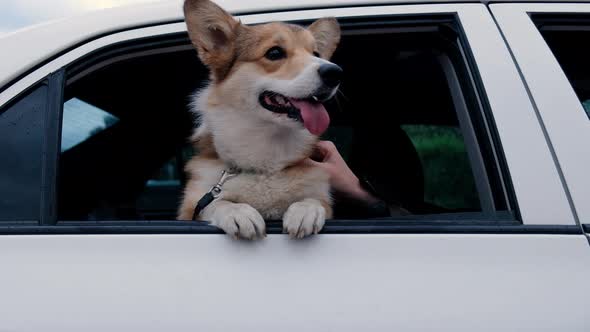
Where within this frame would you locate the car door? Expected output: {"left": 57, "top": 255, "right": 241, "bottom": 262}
{"left": 491, "top": 2, "right": 590, "bottom": 245}
{"left": 1, "top": 3, "right": 589, "bottom": 331}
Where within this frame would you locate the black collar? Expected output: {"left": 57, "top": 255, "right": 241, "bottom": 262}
{"left": 192, "top": 169, "right": 238, "bottom": 221}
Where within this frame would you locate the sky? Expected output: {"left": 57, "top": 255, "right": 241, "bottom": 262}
{"left": 0, "top": 0, "right": 175, "bottom": 36}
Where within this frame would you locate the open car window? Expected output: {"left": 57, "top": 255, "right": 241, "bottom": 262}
{"left": 57, "top": 15, "right": 514, "bottom": 223}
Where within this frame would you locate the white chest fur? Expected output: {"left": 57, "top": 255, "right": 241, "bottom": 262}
{"left": 195, "top": 159, "right": 330, "bottom": 220}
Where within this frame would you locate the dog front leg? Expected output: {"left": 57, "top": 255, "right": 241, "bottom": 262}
{"left": 201, "top": 200, "right": 266, "bottom": 240}
{"left": 282, "top": 198, "right": 331, "bottom": 239}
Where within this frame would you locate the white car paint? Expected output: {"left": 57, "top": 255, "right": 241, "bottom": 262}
{"left": 0, "top": 1, "right": 589, "bottom": 331}
{"left": 491, "top": 3, "right": 590, "bottom": 225}
{"left": 0, "top": 0, "right": 474, "bottom": 90}
{"left": 0, "top": 234, "right": 589, "bottom": 331}
{"left": 0, "top": 0, "right": 578, "bottom": 92}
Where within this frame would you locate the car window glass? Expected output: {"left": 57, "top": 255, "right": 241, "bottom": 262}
{"left": 58, "top": 18, "right": 511, "bottom": 222}
{"left": 0, "top": 84, "right": 47, "bottom": 221}
{"left": 61, "top": 98, "right": 119, "bottom": 152}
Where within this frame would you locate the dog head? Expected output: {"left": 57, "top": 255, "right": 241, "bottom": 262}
{"left": 185, "top": 0, "right": 341, "bottom": 139}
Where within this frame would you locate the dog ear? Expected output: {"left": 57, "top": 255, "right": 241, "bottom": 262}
{"left": 308, "top": 17, "right": 341, "bottom": 60}
{"left": 184, "top": 0, "right": 240, "bottom": 80}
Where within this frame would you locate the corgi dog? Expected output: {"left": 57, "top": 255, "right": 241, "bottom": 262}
{"left": 177, "top": 0, "right": 342, "bottom": 240}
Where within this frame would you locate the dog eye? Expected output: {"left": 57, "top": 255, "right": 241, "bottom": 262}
{"left": 313, "top": 51, "right": 320, "bottom": 57}
{"left": 265, "top": 46, "right": 286, "bottom": 61}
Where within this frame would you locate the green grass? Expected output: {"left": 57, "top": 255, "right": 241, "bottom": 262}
{"left": 402, "top": 125, "right": 480, "bottom": 210}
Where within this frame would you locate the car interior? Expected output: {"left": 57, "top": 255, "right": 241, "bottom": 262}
{"left": 58, "top": 22, "right": 499, "bottom": 222}
{"left": 537, "top": 23, "right": 590, "bottom": 119}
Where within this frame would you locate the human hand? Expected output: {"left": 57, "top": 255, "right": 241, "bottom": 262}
{"left": 304, "top": 141, "right": 379, "bottom": 205}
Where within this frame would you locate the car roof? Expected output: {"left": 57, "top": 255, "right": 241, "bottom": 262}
{"left": 0, "top": 0, "right": 587, "bottom": 91}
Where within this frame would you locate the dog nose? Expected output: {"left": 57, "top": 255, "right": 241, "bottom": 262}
{"left": 318, "top": 63, "right": 343, "bottom": 88}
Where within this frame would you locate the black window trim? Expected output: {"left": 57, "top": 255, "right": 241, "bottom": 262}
{"left": 40, "top": 70, "right": 65, "bottom": 226}
{"left": 0, "top": 221, "right": 582, "bottom": 236}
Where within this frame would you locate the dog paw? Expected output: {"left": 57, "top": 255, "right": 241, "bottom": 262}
{"left": 207, "top": 202, "right": 266, "bottom": 240}
{"left": 283, "top": 199, "right": 326, "bottom": 239}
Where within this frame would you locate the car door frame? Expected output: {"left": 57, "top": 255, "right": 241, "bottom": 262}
{"left": 0, "top": 3, "right": 576, "bottom": 226}
{"left": 490, "top": 3, "right": 590, "bottom": 231}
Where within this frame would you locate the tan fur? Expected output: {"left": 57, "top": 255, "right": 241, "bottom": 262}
{"left": 185, "top": 0, "right": 339, "bottom": 82}
{"left": 184, "top": 0, "right": 240, "bottom": 80}
{"left": 192, "top": 132, "right": 218, "bottom": 159}
{"left": 308, "top": 18, "right": 341, "bottom": 59}
{"left": 179, "top": 0, "right": 340, "bottom": 239}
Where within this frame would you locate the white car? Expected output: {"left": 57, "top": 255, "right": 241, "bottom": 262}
{"left": 0, "top": 0, "right": 589, "bottom": 331}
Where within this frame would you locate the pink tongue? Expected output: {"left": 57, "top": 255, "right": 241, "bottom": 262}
{"left": 289, "top": 99, "right": 330, "bottom": 136}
